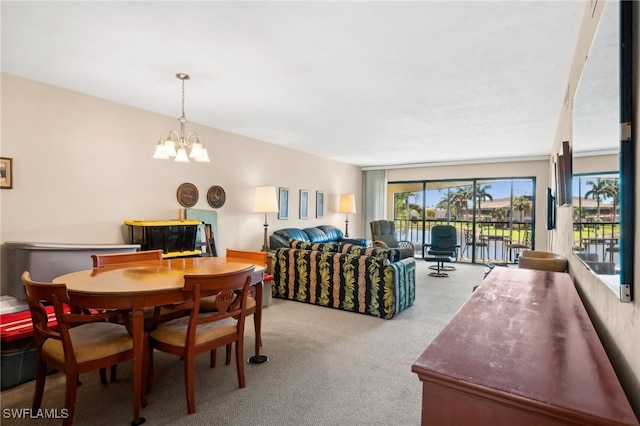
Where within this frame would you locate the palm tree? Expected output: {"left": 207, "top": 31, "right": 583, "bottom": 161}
{"left": 584, "top": 178, "right": 609, "bottom": 220}
{"left": 512, "top": 196, "right": 531, "bottom": 222}
{"left": 475, "top": 184, "right": 493, "bottom": 218}
{"left": 437, "top": 188, "right": 457, "bottom": 221}
{"left": 602, "top": 178, "right": 620, "bottom": 222}
{"left": 394, "top": 191, "right": 416, "bottom": 239}
{"left": 452, "top": 186, "right": 473, "bottom": 220}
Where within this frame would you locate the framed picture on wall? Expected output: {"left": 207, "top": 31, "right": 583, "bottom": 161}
{"left": 300, "top": 189, "right": 309, "bottom": 219}
{"left": 316, "top": 191, "right": 324, "bottom": 218}
{"left": 0, "top": 157, "right": 13, "bottom": 189}
{"left": 278, "top": 187, "right": 289, "bottom": 219}
{"left": 557, "top": 153, "right": 566, "bottom": 206}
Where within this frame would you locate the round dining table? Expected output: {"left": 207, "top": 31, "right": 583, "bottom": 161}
{"left": 54, "top": 256, "right": 266, "bottom": 426}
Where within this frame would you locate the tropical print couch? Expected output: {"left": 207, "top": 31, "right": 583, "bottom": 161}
{"left": 272, "top": 241, "right": 415, "bottom": 319}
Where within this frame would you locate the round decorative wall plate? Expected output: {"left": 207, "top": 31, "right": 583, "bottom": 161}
{"left": 207, "top": 185, "right": 226, "bottom": 208}
{"left": 177, "top": 183, "right": 199, "bottom": 207}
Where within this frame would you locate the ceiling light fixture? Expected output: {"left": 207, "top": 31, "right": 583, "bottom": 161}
{"left": 153, "top": 73, "right": 210, "bottom": 163}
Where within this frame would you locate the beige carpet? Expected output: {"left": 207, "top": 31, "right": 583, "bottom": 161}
{"left": 0, "top": 261, "right": 486, "bottom": 425}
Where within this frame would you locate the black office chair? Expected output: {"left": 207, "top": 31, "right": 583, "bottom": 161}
{"left": 424, "top": 225, "right": 460, "bottom": 276}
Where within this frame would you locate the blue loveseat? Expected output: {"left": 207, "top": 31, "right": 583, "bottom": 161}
{"left": 269, "top": 225, "right": 367, "bottom": 250}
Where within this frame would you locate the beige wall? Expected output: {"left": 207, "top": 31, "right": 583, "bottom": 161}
{"left": 549, "top": 1, "right": 640, "bottom": 417}
{"left": 0, "top": 73, "right": 362, "bottom": 294}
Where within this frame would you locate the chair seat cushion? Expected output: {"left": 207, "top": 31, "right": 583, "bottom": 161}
{"left": 150, "top": 314, "right": 237, "bottom": 347}
{"left": 424, "top": 255, "right": 455, "bottom": 262}
{"left": 507, "top": 243, "right": 528, "bottom": 249}
{"left": 375, "top": 235, "right": 396, "bottom": 247}
{"left": 43, "top": 322, "right": 133, "bottom": 364}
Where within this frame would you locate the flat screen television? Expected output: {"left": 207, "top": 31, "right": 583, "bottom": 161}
{"left": 546, "top": 188, "right": 556, "bottom": 230}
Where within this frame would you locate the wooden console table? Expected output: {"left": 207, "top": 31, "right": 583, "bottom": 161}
{"left": 412, "top": 267, "right": 638, "bottom": 425}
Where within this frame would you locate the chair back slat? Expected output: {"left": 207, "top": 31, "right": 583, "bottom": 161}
{"left": 225, "top": 249, "right": 267, "bottom": 264}
{"left": 21, "top": 272, "right": 74, "bottom": 357}
{"left": 22, "top": 272, "right": 68, "bottom": 335}
{"left": 182, "top": 267, "right": 253, "bottom": 345}
{"left": 91, "top": 249, "right": 164, "bottom": 267}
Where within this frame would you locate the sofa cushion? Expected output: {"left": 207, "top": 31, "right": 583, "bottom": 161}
{"left": 303, "top": 227, "right": 331, "bottom": 243}
{"left": 274, "top": 228, "right": 311, "bottom": 243}
{"left": 338, "top": 243, "right": 397, "bottom": 264}
{"left": 316, "top": 225, "right": 344, "bottom": 241}
{"left": 290, "top": 240, "right": 339, "bottom": 252}
{"left": 270, "top": 226, "right": 367, "bottom": 250}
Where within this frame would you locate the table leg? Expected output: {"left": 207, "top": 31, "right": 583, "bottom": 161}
{"left": 500, "top": 239, "right": 508, "bottom": 264}
{"left": 130, "top": 308, "right": 146, "bottom": 426}
{"left": 247, "top": 281, "right": 268, "bottom": 365}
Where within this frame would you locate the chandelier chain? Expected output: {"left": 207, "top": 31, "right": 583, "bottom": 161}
{"left": 181, "top": 77, "right": 186, "bottom": 121}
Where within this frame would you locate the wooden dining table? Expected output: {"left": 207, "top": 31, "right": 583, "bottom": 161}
{"left": 53, "top": 256, "right": 266, "bottom": 426}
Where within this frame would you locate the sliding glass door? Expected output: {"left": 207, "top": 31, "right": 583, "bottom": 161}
{"left": 387, "top": 177, "right": 535, "bottom": 264}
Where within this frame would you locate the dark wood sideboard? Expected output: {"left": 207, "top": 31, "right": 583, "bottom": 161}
{"left": 412, "top": 267, "right": 639, "bottom": 425}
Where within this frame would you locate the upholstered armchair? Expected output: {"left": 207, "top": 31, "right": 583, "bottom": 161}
{"left": 370, "top": 220, "right": 415, "bottom": 259}
{"left": 518, "top": 250, "right": 568, "bottom": 272}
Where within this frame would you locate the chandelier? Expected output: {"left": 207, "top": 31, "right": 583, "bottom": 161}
{"left": 153, "top": 73, "right": 210, "bottom": 162}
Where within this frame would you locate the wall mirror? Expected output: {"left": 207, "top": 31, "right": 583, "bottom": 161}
{"left": 572, "top": 1, "right": 634, "bottom": 302}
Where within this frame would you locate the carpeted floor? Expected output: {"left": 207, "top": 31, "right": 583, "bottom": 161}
{"left": 0, "top": 260, "right": 486, "bottom": 425}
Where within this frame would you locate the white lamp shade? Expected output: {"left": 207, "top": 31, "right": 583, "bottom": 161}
{"left": 189, "top": 141, "right": 203, "bottom": 158}
{"left": 163, "top": 140, "right": 177, "bottom": 157}
{"left": 195, "top": 148, "right": 210, "bottom": 162}
{"left": 174, "top": 148, "right": 190, "bottom": 162}
{"left": 152, "top": 142, "right": 169, "bottom": 159}
{"left": 254, "top": 186, "right": 279, "bottom": 213}
{"left": 339, "top": 194, "right": 356, "bottom": 214}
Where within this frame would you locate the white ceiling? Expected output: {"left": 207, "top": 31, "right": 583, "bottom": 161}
{"left": 2, "top": 1, "right": 596, "bottom": 168}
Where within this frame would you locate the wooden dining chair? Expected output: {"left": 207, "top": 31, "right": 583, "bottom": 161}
{"left": 92, "top": 249, "right": 186, "bottom": 327}
{"left": 200, "top": 249, "right": 267, "bottom": 366}
{"left": 91, "top": 249, "right": 185, "bottom": 382}
{"left": 22, "top": 271, "right": 135, "bottom": 426}
{"left": 147, "top": 267, "right": 254, "bottom": 414}
{"left": 91, "top": 248, "right": 165, "bottom": 267}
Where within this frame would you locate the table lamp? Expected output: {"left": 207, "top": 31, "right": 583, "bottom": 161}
{"left": 254, "top": 186, "right": 279, "bottom": 251}
{"left": 339, "top": 194, "right": 356, "bottom": 237}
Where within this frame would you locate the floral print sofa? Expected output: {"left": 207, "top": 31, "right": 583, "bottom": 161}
{"left": 272, "top": 241, "right": 415, "bottom": 319}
